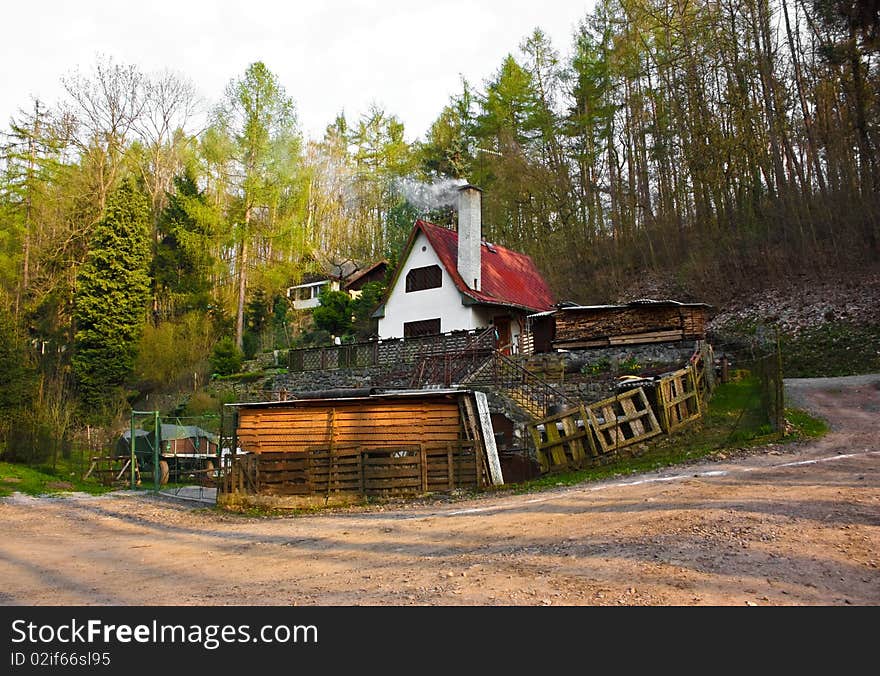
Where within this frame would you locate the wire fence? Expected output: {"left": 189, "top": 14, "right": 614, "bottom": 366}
{"left": 710, "top": 323, "right": 786, "bottom": 433}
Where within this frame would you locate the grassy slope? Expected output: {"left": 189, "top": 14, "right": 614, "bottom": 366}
{"left": 781, "top": 322, "right": 880, "bottom": 377}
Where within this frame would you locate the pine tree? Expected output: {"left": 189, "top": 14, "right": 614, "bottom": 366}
{"left": 152, "top": 168, "right": 214, "bottom": 317}
{"left": 72, "top": 177, "right": 151, "bottom": 416}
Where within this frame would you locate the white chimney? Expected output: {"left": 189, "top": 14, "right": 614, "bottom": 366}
{"left": 457, "top": 184, "right": 482, "bottom": 291}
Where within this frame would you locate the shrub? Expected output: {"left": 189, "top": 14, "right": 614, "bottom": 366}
{"left": 133, "top": 313, "right": 214, "bottom": 390}
{"left": 210, "top": 337, "right": 243, "bottom": 376}
{"left": 242, "top": 331, "right": 260, "bottom": 360}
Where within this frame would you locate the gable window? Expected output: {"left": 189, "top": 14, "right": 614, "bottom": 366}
{"left": 403, "top": 318, "right": 441, "bottom": 337}
{"left": 405, "top": 265, "right": 442, "bottom": 292}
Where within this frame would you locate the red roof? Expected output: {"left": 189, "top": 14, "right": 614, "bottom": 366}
{"left": 409, "top": 220, "right": 554, "bottom": 313}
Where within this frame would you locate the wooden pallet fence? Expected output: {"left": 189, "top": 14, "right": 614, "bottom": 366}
{"left": 690, "top": 343, "right": 715, "bottom": 401}
{"left": 220, "top": 442, "right": 481, "bottom": 499}
{"left": 585, "top": 387, "right": 662, "bottom": 454}
{"left": 655, "top": 367, "right": 701, "bottom": 433}
{"left": 528, "top": 405, "right": 596, "bottom": 473}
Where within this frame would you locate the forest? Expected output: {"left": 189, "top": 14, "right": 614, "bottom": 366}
{"left": 0, "top": 0, "right": 878, "bottom": 439}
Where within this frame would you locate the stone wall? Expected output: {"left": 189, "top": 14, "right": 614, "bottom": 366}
{"left": 522, "top": 340, "right": 700, "bottom": 402}
{"left": 272, "top": 364, "right": 411, "bottom": 394}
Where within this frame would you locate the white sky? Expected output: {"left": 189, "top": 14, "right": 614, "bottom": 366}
{"left": 1, "top": 0, "right": 592, "bottom": 142}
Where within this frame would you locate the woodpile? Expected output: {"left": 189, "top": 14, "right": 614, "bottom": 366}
{"left": 538, "top": 300, "right": 709, "bottom": 350}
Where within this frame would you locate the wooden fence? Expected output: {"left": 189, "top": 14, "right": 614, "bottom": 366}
{"left": 529, "top": 405, "right": 595, "bottom": 473}
{"left": 529, "top": 388, "right": 663, "bottom": 472}
{"left": 655, "top": 367, "right": 702, "bottom": 433}
{"left": 586, "top": 387, "right": 663, "bottom": 453}
{"left": 220, "top": 442, "right": 485, "bottom": 500}
{"left": 528, "top": 344, "right": 715, "bottom": 473}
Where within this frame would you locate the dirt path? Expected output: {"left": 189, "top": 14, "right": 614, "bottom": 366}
{"left": 2, "top": 376, "right": 878, "bottom": 606}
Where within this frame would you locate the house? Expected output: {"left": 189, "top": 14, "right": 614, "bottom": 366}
{"left": 286, "top": 260, "right": 356, "bottom": 310}
{"left": 287, "top": 259, "right": 388, "bottom": 310}
{"left": 374, "top": 185, "right": 554, "bottom": 353}
{"left": 342, "top": 259, "right": 388, "bottom": 299}
{"left": 528, "top": 299, "right": 711, "bottom": 352}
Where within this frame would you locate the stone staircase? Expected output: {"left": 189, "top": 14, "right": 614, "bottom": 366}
{"left": 460, "top": 350, "right": 579, "bottom": 421}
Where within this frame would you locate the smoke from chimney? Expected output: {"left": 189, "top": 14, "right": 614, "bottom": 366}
{"left": 393, "top": 177, "right": 467, "bottom": 212}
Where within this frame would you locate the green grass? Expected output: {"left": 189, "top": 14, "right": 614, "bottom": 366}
{"left": 0, "top": 458, "right": 116, "bottom": 498}
{"left": 781, "top": 322, "right": 880, "bottom": 377}
{"left": 504, "top": 376, "right": 828, "bottom": 494}
{"left": 784, "top": 408, "right": 830, "bottom": 438}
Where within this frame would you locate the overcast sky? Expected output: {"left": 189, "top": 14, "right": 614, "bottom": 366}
{"left": 1, "top": 1, "right": 593, "bottom": 142}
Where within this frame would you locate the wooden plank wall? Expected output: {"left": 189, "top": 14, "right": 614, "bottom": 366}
{"left": 236, "top": 398, "right": 463, "bottom": 455}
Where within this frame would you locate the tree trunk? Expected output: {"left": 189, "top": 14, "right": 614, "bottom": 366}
{"left": 235, "top": 208, "right": 251, "bottom": 349}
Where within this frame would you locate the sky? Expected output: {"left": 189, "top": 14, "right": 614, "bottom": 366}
{"left": 1, "top": 0, "right": 592, "bottom": 143}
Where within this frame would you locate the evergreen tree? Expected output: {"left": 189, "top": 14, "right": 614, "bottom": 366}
{"left": 312, "top": 288, "right": 352, "bottom": 337}
{"left": 152, "top": 168, "right": 214, "bottom": 317}
{"left": 72, "top": 178, "right": 151, "bottom": 416}
{"left": 0, "top": 308, "right": 35, "bottom": 418}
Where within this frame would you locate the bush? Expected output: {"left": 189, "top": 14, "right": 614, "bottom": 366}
{"left": 312, "top": 289, "right": 352, "bottom": 337}
{"left": 242, "top": 331, "right": 260, "bottom": 360}
{"left": 134, "top": 313, "right": 215, "bottom": 390}
{"left": 182, "top": 391, "right": 221, "bottom": 417}
{"left": 210, "top": 337, "right": 243, "bottom": 376}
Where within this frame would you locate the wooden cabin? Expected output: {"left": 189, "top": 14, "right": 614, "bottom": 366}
{"left": 220, "top": 389, "right": 502, "bottom": 507}
{"left": 528, "top": 300, "right": 709, "bottom": 351}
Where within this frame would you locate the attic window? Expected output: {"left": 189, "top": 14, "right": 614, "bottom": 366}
{"left": 405, "top": 265, "right": 442, "bottom": 293}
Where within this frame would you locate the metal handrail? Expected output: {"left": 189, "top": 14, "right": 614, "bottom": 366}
{"left": 410, "top": 327, "right": 497, "bottom": 387}
{"left": 465, "top": 350, "right": 579, "bottom": 418}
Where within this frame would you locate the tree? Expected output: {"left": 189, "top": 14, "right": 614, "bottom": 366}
{"left": 0, "top": 308, "right": 36, "bottom": 419}
{"left": 152, "top": 168, "right": 215, "bottom": 317}
{"left": 212, "top": 62, "right": 300, "bottom": 349}
{"left": 210, "top": 337, "right": 243, "bottom": 376}
{"left": 350, "top": 280, "right": 385, "bottom": 340}
{"left": 72, "top": 178, "right": 151, "bottom": 416}
{"left": 312, "top": 288, "right": 352, "bottom": 337}
{"left": 60, "top": 56, "right": 146, "bottom": 215}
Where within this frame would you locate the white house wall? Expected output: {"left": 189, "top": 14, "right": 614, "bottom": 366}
{"left": 378, "top": 231, "right": 478, "bottom": 339}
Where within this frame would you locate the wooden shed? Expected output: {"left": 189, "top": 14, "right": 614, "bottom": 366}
{"left": 537, "top": 299, "right": 709, "bottom": 351}
{"left": 219, "top": 389, "right": 502, "bottom": 508}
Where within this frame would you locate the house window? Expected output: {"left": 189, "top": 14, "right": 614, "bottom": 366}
{"left": 405, "top": 265, "right": 442, "bottom": 292}
{"left": 403, "top": 318, "right": 441, "bottom": 337}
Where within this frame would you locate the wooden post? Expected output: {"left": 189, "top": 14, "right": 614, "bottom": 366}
{"left": 689, "top": 367, "right": 701, "bottom": 417}
{"left": 447, "top": 443, "right": 454, "bottom": 489}
{"left": 420, "top": 444, "right": 427, "bottom": 492}
{"left": 775, "top": 327, "right": 785, "bottom": 434}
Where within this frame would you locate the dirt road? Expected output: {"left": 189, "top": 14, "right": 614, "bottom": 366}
{"left": 2, "top": 375, "right": 878, "bottom": 606}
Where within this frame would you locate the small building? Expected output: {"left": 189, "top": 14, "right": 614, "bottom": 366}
{"left": 220, "top": 389, "right": 502, "bottom": 507}
{"left": 528, "top": 299, "right": 710, "bottom": 352}
{"left": 287, "top": 259, "right": 383, "bottom": 310}
{"left": 342, "top": 260, "right": 388, "bottom": 299}
{"left": 374, "top": 186, "right": 554, "bottom": 354}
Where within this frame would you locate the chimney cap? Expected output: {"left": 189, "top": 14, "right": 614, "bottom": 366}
{"left": 457, "top": 183, "right": 483, "bottom": 193}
